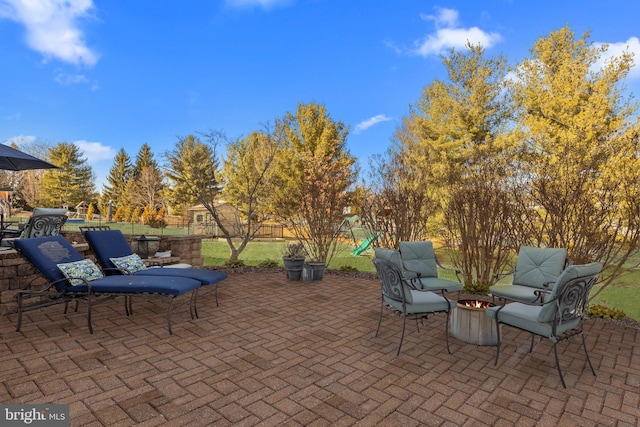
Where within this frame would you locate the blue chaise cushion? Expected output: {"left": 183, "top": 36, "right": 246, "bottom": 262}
{"left": 14, "top": 236, "right": 86, "bottom": 287}
{"left": 84, "top": 229, "right": 136, "bottom": 270}
{"left": 84, "top": 229, "right": 227, "bottom": 286}
{"left": 67, "top": 275, "right": 201, "bottom": 296}
{"left": 13, "top": 235, "right": 201, "bottom": 296}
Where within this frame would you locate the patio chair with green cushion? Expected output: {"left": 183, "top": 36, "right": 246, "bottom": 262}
{"left": 0, "top": 207, "right": 68, "bottom": 247}
{"left": 12, "top": 235, "right": 202, "bottom": 334}
{"left": 372, "top": 256, "right": 456, "bottom": 355}
{"left": 486, "top": 262, "right": 602, "bottom": 388}
{"left": 82, "top": 229, "right": 227, "bottom": 313}
{"left": 398, "top": 241, "right": 464, "bottom": 294}
{"left": 489, "top": 246, "right": 567, "bottom": 304}
{"left": 374, "top": 247, "right": 403, "bottom": 270}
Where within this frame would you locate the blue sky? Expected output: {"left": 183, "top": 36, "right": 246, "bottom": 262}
{"left": 2, "top": 0, "right": 640, "bottom": 190}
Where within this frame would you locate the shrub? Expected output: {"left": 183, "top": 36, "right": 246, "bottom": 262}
{"left": 224, "top": 259, "right": 245, "bottom": 268}
{"left": 258, "top": 259, "right": 278, "bottom": 268}
{"left": 284, "top": 242, "right": 306, "bottom": 258}
{"left": 586, "top": 303, "right": 625, "bottom": 319}
{"left": 463, "top": 282, "right": 488, "bottom": 295}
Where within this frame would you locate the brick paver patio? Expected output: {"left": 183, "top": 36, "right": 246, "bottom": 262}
{"left": 1, "top": 271, "right": 639, "bottom": 426}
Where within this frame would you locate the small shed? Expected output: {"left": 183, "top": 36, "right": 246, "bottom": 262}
{"left": 189, "top": 202, "right": 242, "bottom": 236}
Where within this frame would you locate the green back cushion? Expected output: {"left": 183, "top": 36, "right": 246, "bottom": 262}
{"left": 399, "top": 241, "right": 438, "bottom": 279}
{"left": 374, "top": 248, "right": 402, "bottom": 270}
{"left": 374, "top": 248, "right": 412, "bottom": 303}
{"left": 537, "top": 262, "right": 602, "bottom": 323}
{"left": 513, "top": 246, "right": 567, "bottom": 289}
{"left": 32, "top": 207, "right": 68, "bottom": 216}
{"left": 21, "top": 207, "right": 68, "bottom": 238}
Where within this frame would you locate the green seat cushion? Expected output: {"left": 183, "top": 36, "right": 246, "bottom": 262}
{"left": 32, "top": 207, "right": 67, "bottom": 216}
{"left": 489, "top": 284, "right": 544, "bottom": 304}
{"left": 384, "top": 291, "right": 455, "bottom": 314}
{"left": 486, "top": 303, "right": 580, "bottom": 338}
{"left": 375, "top": 248, "right": 413, "bottom": 303}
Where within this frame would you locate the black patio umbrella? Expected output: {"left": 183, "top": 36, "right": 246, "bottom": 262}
{"left": 0, "top": 144, "right": 57, "bottom": 230}
{"left": 0, "top": 144, "right": 58, "bottom": 171}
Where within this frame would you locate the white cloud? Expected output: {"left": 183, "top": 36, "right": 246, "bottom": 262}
{"left": 594, "top": 37, "right": 640, "bottom": 80}
{"left": 225, "top": 0, "right": 293, "bottom": 9}
{"left": 354, "top": 114, "right": 393, "bottom": 134}
{"left": 54, "top": 72, "right": 89, "bottom": 85}
{"left": 411, "top": 7, "right": 501, "bottom": 57}
{"left": 73, "top": 140, "right": 115, "bottom": 163}
{"left": 0, "top": 0, "right": 98, "bottom": 67}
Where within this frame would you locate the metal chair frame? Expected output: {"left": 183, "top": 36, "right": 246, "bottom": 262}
{"left": 492, "top": 271, "right": 599, "bottom": 388}
{"left": 373, "top": 258, "right": 453, "bottom": 356}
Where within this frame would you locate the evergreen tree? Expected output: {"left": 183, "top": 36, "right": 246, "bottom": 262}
{"left": 113, "top": 205, "right": 125, "bottom": 221}
{"left": 102, "top": 148, "right": 132, "bottom": 208}
{"left": 40, "top": 142, "right": 96, "bottom": 208}
{"left": 86, "top": 202, "right": 95, "bottom": 220}
{"left": 132, "top": 143, "right": 158, "bottom": 180}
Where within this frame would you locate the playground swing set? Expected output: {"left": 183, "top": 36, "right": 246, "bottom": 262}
{"left": 339, "top": 216, "right": 382, "bottom": 256}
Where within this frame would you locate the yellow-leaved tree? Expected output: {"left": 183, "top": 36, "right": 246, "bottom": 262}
{"left": 272, "top": 102, "right": 357, "bottom": 264}
{"left": 408, "top": 44, "right": 524, "bottom": 293}
{"left": 510, "top": 26, "right": 640, "bottom": 287}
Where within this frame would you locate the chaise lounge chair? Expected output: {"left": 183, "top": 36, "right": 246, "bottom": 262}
{"left": 82, "top": 229, "right": 227, "bottom": 313}
{"left": 13, "top": 235, "right": 202, "bottom": 334}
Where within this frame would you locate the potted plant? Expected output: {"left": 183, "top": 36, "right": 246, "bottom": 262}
{"left": 283, "top": 242, "right": 306, "bottom": 281}
{"left": 303, "top": 259, "right": 326, "bottom": 281}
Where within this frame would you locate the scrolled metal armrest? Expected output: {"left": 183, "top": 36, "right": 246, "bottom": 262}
{"left": 403, "top": 278, "right": 420, "bottom": 291}
{"left": 492, "top": 269, "right": 515, "bottom": 285}
{"left": 435, "top": 258, "right": 462, "bottom": 282}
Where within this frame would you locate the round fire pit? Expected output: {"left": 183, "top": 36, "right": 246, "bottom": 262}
{"left": 450, "top": 299, "right": 498, "bottom": 346}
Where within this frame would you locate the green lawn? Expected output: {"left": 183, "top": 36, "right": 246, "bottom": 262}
{"left": 202, "top": 239, "right": 640, "bottom": 321}
{"left": 61, "top": 219, "right": 190, "bottom": 236}
{"left": 201, "top": 239, "right": 376, "bottom": 272}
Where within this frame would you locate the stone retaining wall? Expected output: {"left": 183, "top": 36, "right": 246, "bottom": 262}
{"left": 63, "top": 231, "right": 205, "bottom": 268}
{"left": 0, "top": 233, "right": 205, "bottom": 317}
